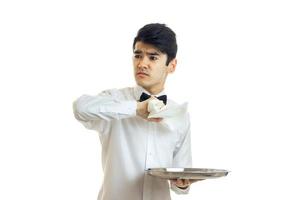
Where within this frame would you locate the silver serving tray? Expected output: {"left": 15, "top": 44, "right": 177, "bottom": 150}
{"left": 146, "top": 168, "right": 229, "bottom": 180}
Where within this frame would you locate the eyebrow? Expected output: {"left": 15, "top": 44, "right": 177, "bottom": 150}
{"left": 133, "top": 50, "right": 160, "bottom": 56}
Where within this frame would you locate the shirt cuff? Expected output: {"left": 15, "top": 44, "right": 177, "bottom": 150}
{"left": 120, "top": 100, "right": 137, "bottom": 116}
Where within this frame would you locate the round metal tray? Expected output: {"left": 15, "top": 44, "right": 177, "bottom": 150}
{"left": 146, "top": 168, "right": 229, "bottom": 180}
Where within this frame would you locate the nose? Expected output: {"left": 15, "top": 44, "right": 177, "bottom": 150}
{"left": 137, "top": 57, "right": 149, "bottom": 69}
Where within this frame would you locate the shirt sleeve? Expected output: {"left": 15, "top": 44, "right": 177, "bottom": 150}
{"left": 171, "top": 113, "right": 192, "bottom": 194}
{"left": 73, "top": 89, "right": 137, "bottom": 130}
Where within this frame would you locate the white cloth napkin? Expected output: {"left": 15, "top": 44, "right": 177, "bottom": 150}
{"left": 147, "top": 99, "right": 188, "bottom": 130}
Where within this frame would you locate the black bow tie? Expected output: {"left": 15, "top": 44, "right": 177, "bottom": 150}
{"left": 139, "top": 92, "right": 167, "bottom": 105}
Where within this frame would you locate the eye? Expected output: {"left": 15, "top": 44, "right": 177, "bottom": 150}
{"left": 134, "top": 54, "right": 142, "bottom": 59}
{"left": 149, "top": 56, "right": 158, "bottom": 61}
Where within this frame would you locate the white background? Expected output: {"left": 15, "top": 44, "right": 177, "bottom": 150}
{"left": 0, "top": 0, "right": 299, "bottom": 199}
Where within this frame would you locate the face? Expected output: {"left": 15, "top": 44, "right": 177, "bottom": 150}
{"left": 133, "top": 41, "right": 176, "bottom": 94}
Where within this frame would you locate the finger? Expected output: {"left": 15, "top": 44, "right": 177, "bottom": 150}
{"left": 155, "top": 118, "right": 163, "bottom": 122}
{"left": 176, "top": 179, "right": 183, "bottom": 186}
{"left": 148, "top": 118, "right": 162, "bottom": 122}
{"left": 176, "top": 179, "right": 190, "bottom": 188}
{"left": 181, "top": 179, "right": 190, "bottom": 187}
{"left": 184, "top": 179, "right": 190, "bottom": 186}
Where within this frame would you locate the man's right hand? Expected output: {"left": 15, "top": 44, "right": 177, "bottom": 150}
{"left": 136, "top": 96, "right": 163, "bottom": 122}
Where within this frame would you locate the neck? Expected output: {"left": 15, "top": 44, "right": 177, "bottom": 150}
{"left": 148, "top": 88, "right": 164, "bottom": 95}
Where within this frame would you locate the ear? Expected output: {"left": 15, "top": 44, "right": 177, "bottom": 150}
{"left": 167, "top": 58, "right": 177, "bottom": 74}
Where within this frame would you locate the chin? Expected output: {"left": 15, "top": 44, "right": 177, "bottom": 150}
{"left": 136, "top": 81, "right": 150, "bottom": 88}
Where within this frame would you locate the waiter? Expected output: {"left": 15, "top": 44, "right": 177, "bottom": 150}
{"left": 73, "top": 23, "right": 198, "bottom": 200}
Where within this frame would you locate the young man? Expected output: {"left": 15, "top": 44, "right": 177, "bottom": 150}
{"left": 73, "top": 23, "right": 197, "bottom": 200}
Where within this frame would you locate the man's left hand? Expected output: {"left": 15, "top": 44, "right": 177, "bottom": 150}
{"left": 170, "top": 179, "right": 204, "bottom": 189}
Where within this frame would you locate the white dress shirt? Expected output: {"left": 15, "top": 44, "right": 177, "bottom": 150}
{"left": 73, "top": 86, "right": 192, "bottom": 200}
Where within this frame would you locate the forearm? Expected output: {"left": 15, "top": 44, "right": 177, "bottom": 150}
{"left": 73, "top": 94, "right": 137, "bottom": 121}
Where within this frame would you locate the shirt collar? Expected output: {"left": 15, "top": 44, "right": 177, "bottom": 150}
{"left": 134, "top": 85, "right": 166, "bottom": 101}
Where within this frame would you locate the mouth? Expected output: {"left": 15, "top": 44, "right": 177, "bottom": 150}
{"left": 136, "top": 72, "right": 149, "bottom": 77}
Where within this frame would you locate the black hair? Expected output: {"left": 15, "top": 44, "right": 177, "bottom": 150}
{"left": 133, "top": 23, "right": 177, "bottom": 65}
